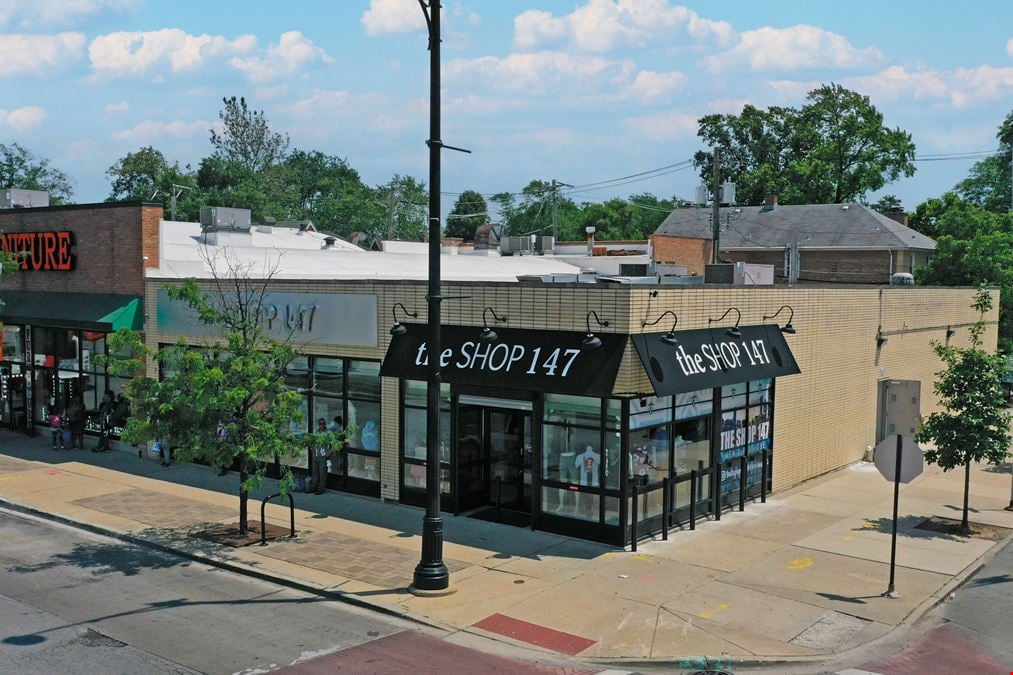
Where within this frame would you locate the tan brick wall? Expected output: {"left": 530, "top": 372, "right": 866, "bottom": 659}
{"left": 144, "top": 276, "right": 997, "bottom": 498}
{"left": 649, "top": 234, "right": 712, "bottom": 276}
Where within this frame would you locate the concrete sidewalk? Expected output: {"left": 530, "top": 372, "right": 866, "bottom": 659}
{"left": 1, "top": 430, "right": 1010, "bottom": 666}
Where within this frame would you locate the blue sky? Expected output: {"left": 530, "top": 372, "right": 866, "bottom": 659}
{"left": 2, "top": 0, "right": 1011, "bottom": 214}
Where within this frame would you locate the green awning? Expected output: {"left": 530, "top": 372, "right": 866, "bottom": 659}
{"left": 0, "top": 291, "right": 143, "bottom": 332}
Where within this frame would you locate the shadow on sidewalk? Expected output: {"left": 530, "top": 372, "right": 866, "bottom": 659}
{"left": 1, "top": 431, "right": 614, "bottom": 562}
{"left": 854, "top": 515, "right": 968, "bottom": 542}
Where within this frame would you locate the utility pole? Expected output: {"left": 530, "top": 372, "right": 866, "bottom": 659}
{"left": 413, "top": 0, "right": 470, "bottom": 594}
{"left": 169, "top": 183, "right": 192, "bottom": 221}
{"left": 548, "top": 179, "right": 572, "bottom": 252}
{"left": 387, "top": 185, "right": 397, "bottom": 240}
{"left": 711, "top": 148, "right": 721, "bottom": 264}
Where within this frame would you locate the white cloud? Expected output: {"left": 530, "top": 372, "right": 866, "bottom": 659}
{"left": 767, "top": 64, "right": 1013, "bottom": 109}
{"left": 0, "top": 32, "right": 85, "bottom": 76}
{"left": 361, "top": 0, "right": 425, "bottom": 36}
{"left": 230, "top": 31, "right": 333, "bottom": 83}
{"left": 623, "top": 110, "right": 698, "bottom": 140}
{"left": 707, "top": 25, "right": 884, "bottom": 73}
{"left": 513, "top": 0, "right": 734, "bottom": 52}
{"left": 0, "top": 0, "right": 135, "bottom": 28}
{"left": 446, "top": 50, "right": 634, "bottom": 96}
{"left": 624, "top": 69, "right": 688, "bottom": 103}
{"left": 708, "top": 98, "right": 747, "bottom": 114}
{"left": 88, "top": 29, "right": 256, "bottom": 78}
{"left": 0, "top": 105, "right": 47, "bottom": 131}
{"left": 112, "top": 119, "right": 211, "bottom": 142}
{"left": 104, "top": 101, "right": 129, "bottom": 115}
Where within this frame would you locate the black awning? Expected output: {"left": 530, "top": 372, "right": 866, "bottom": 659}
{"left": 381, "top": 324, "right": 627, "bottom": 398}
{"left": 0, "top": 291, "right": 143, "bottom": 332}
{"left": 632, "top": 324, "right": 801, "bottom": 395}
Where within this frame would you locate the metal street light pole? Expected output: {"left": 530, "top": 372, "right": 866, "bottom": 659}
{"left": 412, "top": 0, "right": 449, "bottom": 593}
{"left": 412, "top": 0, "right": 469, "bottom": 593}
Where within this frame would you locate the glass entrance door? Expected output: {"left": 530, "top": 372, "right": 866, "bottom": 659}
{"left": 455, "top": 405, "right": 533, "bottom": 514}
{"left": 488, "top": 410, "right": 532, "bottom": 512}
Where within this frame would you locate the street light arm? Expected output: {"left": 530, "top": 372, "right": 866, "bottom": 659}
{"left": 642, "top": 310, "right": 679, "bottom": 332}
{"left": 762, "top": 305, "right": 793, "bottom": 325}
{"left": 708, "top": 307, "right": 741, "bottom": 328}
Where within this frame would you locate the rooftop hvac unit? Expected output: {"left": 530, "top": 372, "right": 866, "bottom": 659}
{"left": 200, "top": 206, "right": 252, "bottom": 231}
{"left": 500, "top": 236, "right": 535, "bottom": 256}
{"left": 2, "top": 188, "right": 50, "bottom": 209}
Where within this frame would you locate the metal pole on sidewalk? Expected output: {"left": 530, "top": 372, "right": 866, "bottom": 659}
{"left": 884, "top": 433, "right": 903, "bottom": 598}
{"left": 413, "top": 0, "right": 448, "bottom": 593}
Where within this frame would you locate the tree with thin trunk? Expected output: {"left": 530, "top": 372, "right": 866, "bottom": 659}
{"left": 103, "top": 248, "right": 318, "bottom": 533}
{"left": 916, "top": 288, "right": 1011, "bottom": 532}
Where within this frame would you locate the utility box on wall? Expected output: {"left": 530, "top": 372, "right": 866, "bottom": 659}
{"left": 876, "top": 379, "right": 921, "bottom": 444}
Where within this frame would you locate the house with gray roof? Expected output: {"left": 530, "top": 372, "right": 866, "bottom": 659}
{"left": 651, "top": 197, "right": 936, "bottom": 284}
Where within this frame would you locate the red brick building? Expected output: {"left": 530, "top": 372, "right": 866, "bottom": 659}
{"left": 0, "top": 201, "right": 162, "bottom": 433}
{"left": 652, "top": 199, "right": 936, "bottom": 283}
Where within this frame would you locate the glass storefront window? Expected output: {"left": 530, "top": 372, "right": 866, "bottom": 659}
{"left": 628, "top": 422, "right": 669, "bottom": 483}
{"left": 403, "top": 407, "right": 450, "bottom": 461}
{"left": 673, "top": 417, "right": 710, "bottom": 475}
{"left": 544, "top": 394, "right": 602, "bottom": 426}
{"left": 2, "top": 325, "right": 24, "bottom": 362}
{"left": 284, "top": 357, "right": 310, "bottom": 390}
{"left": 313, "top": 357, "right": 343, "bottom": 396}
{"left": 675, "top": 387, "right": 713, "bottom": 420}
{"left": 541, "top": 486, "right": 599, "bottom": 522}
{"left": 403, "top": 466, "right": 451, "bottom": 495}
{"left": 347, "top": 453, "right": 380, "bottom": 481}
{"left": 347, "top": 360, "right": 381, "bottom": 400}
{"left": 312, "top": 396, "right": 343, "bottom": 434}
{"left": 542, "top": 424, "right": 601, "bottom": 484}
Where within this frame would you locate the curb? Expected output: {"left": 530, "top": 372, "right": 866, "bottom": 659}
{"left": 0, "top": 497, "right": 449, "bottom": 634}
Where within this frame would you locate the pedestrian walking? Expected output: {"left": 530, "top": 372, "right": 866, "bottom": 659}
{"left": 92, "top": 390, "right": 115, "bottom": 452}
{"left": 65, "top": 396, "right": 86, "bottom": 449}
{"left": 309, "top": 418, "right": 332, "bottom": 494}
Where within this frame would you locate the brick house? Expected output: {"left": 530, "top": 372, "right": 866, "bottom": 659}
{"left": 651, "top": 197, "right": 936, "bottom": 283}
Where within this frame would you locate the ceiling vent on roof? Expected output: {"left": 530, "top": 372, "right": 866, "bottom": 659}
{"left": 842, "top": 204, "right": 850, "bottom": 210}
{"left": 256, "top": 216, "right": 276, "bottom": 233}
{"left": 322, "top": 236, "right": 337, "bottom": 249}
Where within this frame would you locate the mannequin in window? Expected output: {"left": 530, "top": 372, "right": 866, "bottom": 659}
{"left": 575, "top": 445, "right": 599, "bottom": 486}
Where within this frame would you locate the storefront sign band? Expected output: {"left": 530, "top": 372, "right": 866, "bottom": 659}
{"left": 633, "top": 324, "right": 800, "bottom": 396}
{"left": 381, "top": 324, "right": 626, "bottom": 398}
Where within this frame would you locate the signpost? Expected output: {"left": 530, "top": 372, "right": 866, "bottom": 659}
{"left": 874, "top": 433, "right": 924, "bottom": 598}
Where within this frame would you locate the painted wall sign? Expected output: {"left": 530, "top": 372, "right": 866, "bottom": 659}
{"left": 1, "top": 231, "right": 75, "bottom": 271}
{"left": 155, "top": 288, "right": 378, "bottom": 347}
{"left": 380, "top": 324, "right": 627, "bottom": 397}
{"left": 633, "top": 324, "right": 800, "bottom": 395}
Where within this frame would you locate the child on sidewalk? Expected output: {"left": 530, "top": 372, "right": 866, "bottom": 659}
{"left": 48, "top": 409, "right": 65, "bottom": 451}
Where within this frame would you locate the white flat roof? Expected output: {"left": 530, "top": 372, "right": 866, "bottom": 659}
{"left": 150, "top": 220, "right": 584, "bottom": 282}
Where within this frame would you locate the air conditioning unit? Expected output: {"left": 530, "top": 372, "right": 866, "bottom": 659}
{"left": 200, "top": 206, "right": 252, "bottom": 231}
{"left": 2, "top": 189, "right": 50, "bottom": 209}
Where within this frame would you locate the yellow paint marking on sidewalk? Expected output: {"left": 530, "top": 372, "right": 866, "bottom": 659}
{"left": 788, "top": 557, "right": 813, "bottom": 571}
{"left": 631, "top": 554, "right": 653, "bottom": 563}
{"left": 699, "top": 602, "right": 729, "bottom": 620}
{"left": 0, "top": 474, "right": 22, "bottom": 481}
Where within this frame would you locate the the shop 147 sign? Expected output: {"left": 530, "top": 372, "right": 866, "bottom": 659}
{"left": 381, "top": 324, "right": 627, "bottom": 398}
{"left": 1, "top": 231, "right": 75, "bottom": 271}
{"left": 633, "top": 324, "right": 800, "bottom": 395}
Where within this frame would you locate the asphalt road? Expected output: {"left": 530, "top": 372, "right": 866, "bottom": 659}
{"left": 0, "top": 509, "right": 603, "bottom": 675}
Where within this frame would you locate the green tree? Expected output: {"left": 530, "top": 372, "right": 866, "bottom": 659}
{"left": 871, "top": 194, "right": 902, "bottom": 214}
{"left": 954, "top": 110, "right": 1012, "bottom": 213}
{"left": 915, "top": 289, "right": 1011, "bottom": 532}
{"left": 104, "top": 257, "right": 310, "bottom": 534}
{"left": 373, "top": 175, "right": 427, "bottom": 241}
{"left": 694, "top": 84, "right": 916, "bottom": 205}
{"left": 105, "top": 146, "right": 202, "bottom": 220}
{"left": 210, "top": 96, "right": 290, "bottom": 174}
{"left": 0, "top": 142, "right": 73, "bottom": 204}
{"left": 916, "top": 198, "right": 1013, "bottom": 352}
{"left": 446, "top": 190, "right": 487, "bottom": 241}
